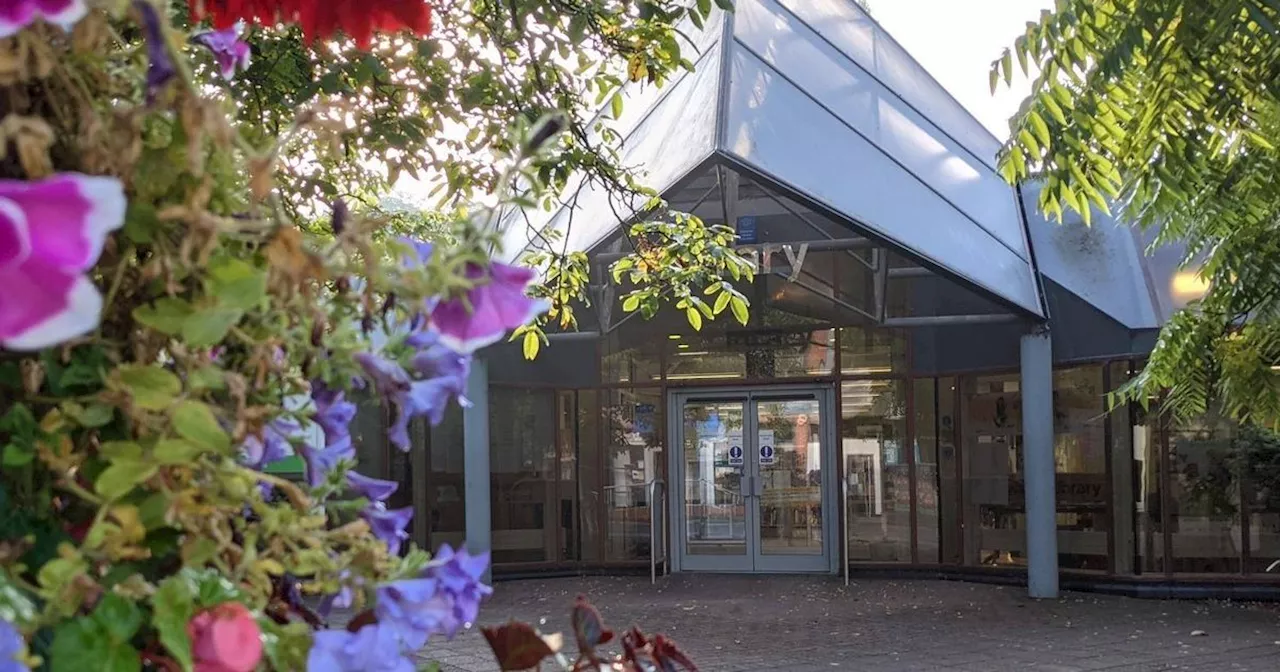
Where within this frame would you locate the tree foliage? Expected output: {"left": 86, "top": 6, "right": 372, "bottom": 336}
{"left": 995, "top": 1, "right": 1280, "bottom": 424}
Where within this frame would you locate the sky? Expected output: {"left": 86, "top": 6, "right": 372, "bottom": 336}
{"left": 870, "top": 0, "right": 1054, "bottom": 140}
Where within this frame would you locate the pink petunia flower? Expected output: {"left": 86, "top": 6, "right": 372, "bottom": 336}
{"left": 429, "top": 262, "right": 550, "bottom": 354}
{"left": 0, "top": 174, "right": 125, "bottom": 351}
{"left": 192, "top": 21, "right": 252, "bottom": 80}
{"left": 188, "top": 602, "right": 263, "bottom": 672}
{"left": 0, "top": 0, "right": 88, "bottom": 37}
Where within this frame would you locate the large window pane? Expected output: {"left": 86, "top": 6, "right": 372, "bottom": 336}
{"left": 1164, "top": 412, "right": 1240, "bottom": 573}
{"left": 489, "top": 388, "right": 557, "bottom": 564}
{"left": 428, "top": 404, "right": 466, "bottom": 552}
{"left": 1241, "top": 425, "right": 1280, "bottom": 573}
{"left": 913, "top": 379, "right": 940, "bottom": 563}
{"left": 842, "top": 379, "right": 910, "bottom": 562}
{"left": 1053, "top": 366, "right": 1110, "bottom": 571}
{"left": 1134, "top": 405, "right": 1165, "bottom": 573}
{"left": 840, "top": 327, "right": 906, "bottom": 376}
{"left": 961, "top": 374, "right": 1024, "bottom": 567}
{"left": 601, "top": 388, "right": 665, "bottom": 561}
{"left": 1108, "top": 362, "right": 1136, "bottom": 575}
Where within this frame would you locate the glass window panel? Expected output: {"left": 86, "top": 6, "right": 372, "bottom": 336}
{"left": 1163, "top": 412, "right": 1240, "bottom": 574}
{"left": 577, "top": 391, "right": 603, "bottom": 563}
{"left": 960, "top": 374, "right": 1025, "bottom": 567}
{"left": 1053, "top": 366, "right": 1110, "bottom": 572}
{"left": 937, "top": 377, "right": 962, "bottom": 564}
{"left": 1108, "top": 362, "right": 1136, "bottom": 576}
{"left": 840, "top": 327, "right": 906, "bottom": 376}
{"left": 489, "top": 387, "right": 557, "bottom": 564}
{"left": 602, "top": 388, "right": 665, "bottom": 562}
{"left": 1241, "top": 425, "right": 1280, "bottom": 573}
{"left": 682, "top": 400, "right": 747, "bottom": 556}
{"left": 1134, "top": 404, "right": 1165, "bottom": 573}
{"left": 842, "top": 379, "right": 910, "bottom": 562}
{"left": 758, "top": 399, "right": 824, "bottom": 556}
{"left": 428, "top": 404, "right": 466, "bottom": 553}
{"left": 913, "top": 379, "right": 940, "bottom": 563}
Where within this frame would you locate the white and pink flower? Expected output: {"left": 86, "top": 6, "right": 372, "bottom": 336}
{"left": 0, "top": 0, "right": 89, "bottom": 38}
{"left": 0, "top": 174, "right": 125, "bottom": 350}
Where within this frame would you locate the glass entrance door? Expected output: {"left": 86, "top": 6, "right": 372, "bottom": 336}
{"left": 673, "top": 388, "right": 834, "bottom": 573}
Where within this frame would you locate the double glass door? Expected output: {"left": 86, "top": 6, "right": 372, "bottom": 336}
{"left": 673, "top": 388, "right": 835, "bottom": 573}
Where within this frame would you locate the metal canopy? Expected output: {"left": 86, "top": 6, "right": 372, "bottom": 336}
{"left": 494, "top": 0, "right": 1173, "bottom": 334}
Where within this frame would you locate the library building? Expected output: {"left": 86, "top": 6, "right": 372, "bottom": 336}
{"left": 348, "top": 0, "right": 1280, "bottom": 598}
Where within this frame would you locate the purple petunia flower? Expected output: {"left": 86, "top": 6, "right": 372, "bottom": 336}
{"left": 0, "top": 0, "right": 86, "bottom": 37}
{"left": 354, "top": 352, "right": 458, "bottom": 451}
{"left": 134, "top": 0, "right": 176, "bottom": 104}
{"left": 301, "top": 434, "right": 356, "bottom": 488}
{"left": 362, "top": 503, "right": 413, "bottom": 556}
{"left": 373, "top": 578, "right": 455, "bottom": 650}
{"left": 346, "top": 471, "right": 398, "bottom": 502}
{"left": 311, "top": 380, "right": 356, "bottom": 446}
{"left": 422, "top": 544, "right": 492, "bottom": 628}
{"left": 307, "top": 624, "right": 414, "bottom": 672}
{"left": 429, "top": 261, "right": 551, "bottom": 354}
{"left": 0, "top": 174, "right": 125, "bottom": 350}
{"left": 192, "top": 21, "right": 251, "bottom": 80}
{"left": 240, "top": 417, "right": 299, "bottom": 471}
{"left": 0, "top": 618, "right": 27, "bottom": 672}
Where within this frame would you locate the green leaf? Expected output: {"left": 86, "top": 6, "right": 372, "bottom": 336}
{"left": 133, "top": 298, "right": 193, "bottom": 336}
{"left": 153, "top": 576, "right": 196, "bottom": 672}
{"left": 96, "top": 458, "right": 158, "bottom": 500}
{"left": 610, "top": 92, "right": 623, "bottom": 120}
{"left": 93, "top": 593, "right": 143, "bottom": 643}
{"left": 208, "top": 258, "right": 268, "bottom": 311}
{"left": 1028, "top": 110, "right": 1051, "bottom": 149}
{"left": 685, "top": 307, "right": 703, "bottom": 331}
{"left": 64, "top": 402, "right": 115, "bottom": 428}
{"left": 2, "top": 443, "right": 33, "bottom": 467}
{"left": 116, "top": 365, "right": 181, "bottom": 411}
{"left": 181, "top": 307, "right": 243, "bottom": 347}
{"left": 99, "top": 441, "right": 143, "bottom": 461}
{"left": 155, "top": 439, "right": 202, "bottom": 465}
{"left": 50, "top": 620, "right": 141, "bottom": 672}
{"left": 522, "top": 330, "right": 540, "bottom": 360}
{"left": 171, "top": 401, "right": 230, "bottom": 454}
{"left": 729, "top": 295, "right": 750, "bottom": 326}
{"left": 713, "top": 290, "right": 731, "bottom": 314}
{"left": 697, "top": 0, "right": 711, "bottom": 16}
{"left": 621, "top": 294, "right": 641, "bottom": 312}
{"left": 189, "top": 367, "right": 225, "bottom": 392}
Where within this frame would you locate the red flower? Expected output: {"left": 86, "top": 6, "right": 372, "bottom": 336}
{"left": 187, "top": 0, "right": 432, "bottom": 47}
{"left": 187, "top": 602, "right": 263, "bottom": 672}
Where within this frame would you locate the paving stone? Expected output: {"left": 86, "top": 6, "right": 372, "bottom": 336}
{"left": 397, "top": 575, "right": 1280, "bottom": 670}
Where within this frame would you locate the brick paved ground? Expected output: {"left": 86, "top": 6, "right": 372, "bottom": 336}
{"left": 416, "top": 575, "right": 1280, "bottom": 672}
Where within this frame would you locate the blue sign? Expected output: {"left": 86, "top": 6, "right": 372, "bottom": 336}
{"left": 759, "top": 443, "right": 775, "bottom": 465}
{"left": 735, "top": 216, "right": 758, "bottom": 244}
{"left": 728, "top": 445, "right": 743, "bottom": 466}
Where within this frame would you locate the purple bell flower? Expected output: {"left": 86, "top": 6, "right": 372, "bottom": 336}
{"left": 355, "top": 352, "right": 458, "bottom": 451}
{"left": 373, "top": 578, "right": 456, "bottom": 650}
{"left": 0, "top": 619, "right": 28, "bottom": 672}
{"left": 346, "top": 472, "right": 398, "bottom": 502}
{"left": 301, "top": 434, "right": 356, "bottom": 488}
{"left": 134, "top": 1, "right": 175, "bottom": 104}
{"left": 423, "top": 544, "right": 492, "bottom": 628}
{"left": 311, "top": 380, "right": 356, "bottom": 446}
{"left": 192, "top": 21, "right": 251, "bottom": 80}
{"left": 240, "top": 417, "right": 299, "bottom": 471}
{"left": 362, "top": 503, "right": 413, "bottom": 556}
{"left": 307, "top": 624, "right": 415, "bottom": 672}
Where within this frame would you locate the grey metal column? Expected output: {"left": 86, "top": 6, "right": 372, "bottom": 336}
{"left": 1021, "top": 326, "right": 1059, "bottom": 598}
{"left": 463, "top": 357, "right": 492, "bottom": 581}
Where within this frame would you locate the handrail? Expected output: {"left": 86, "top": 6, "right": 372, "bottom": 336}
{"left": 648, "top": 478, "right": 666, "bottom": 585}
{"left": 841, "top": 475, "right": 850, "bottom": 587}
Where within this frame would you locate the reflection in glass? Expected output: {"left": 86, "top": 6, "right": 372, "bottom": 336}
{"left": 1164, "top": 413, "right": 1240, "bottom": 573}
{"left": 840, "top": 327, "right": 905, "bottom": 376}
{"left": 842, "top": 379, "right": 910, "bottom": 562}
{"left": 600, "top": 389, "right": 664, "bottom": 562}
{"left": 913, "top": 379, "right": 940, "bottom": 563}
{"left": 428, "top": 404, "right": 466, "bottom": 552}
{"left": 488, "top": 388, "right": 556, "bottom": 563}
{"left": 683, "top": 401, "right": 747, "bottom": 555}
{"left": 1241, "top": 426, "right": 1280, "bottom": 573}
{"left": 961, "top": 375, "right": 1024, "bottom": 567}
{"left": 758, "top": 399, "right": 823, "bottom": 556}
{"left": 1053, "top": 367, "right": 1109, "bottom": 571}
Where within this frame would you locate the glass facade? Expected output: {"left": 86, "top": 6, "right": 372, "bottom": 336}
{"left": 371, "top": 337, "right": 1280, "bottom": 586}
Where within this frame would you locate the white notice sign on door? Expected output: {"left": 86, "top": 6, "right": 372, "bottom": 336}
{"left": 758, "top": 429, "right": 776, "bottom": 466}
